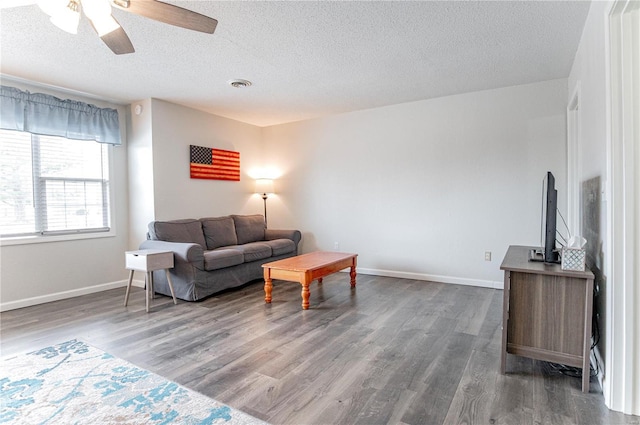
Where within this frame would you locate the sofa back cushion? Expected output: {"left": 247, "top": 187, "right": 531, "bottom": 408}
{"left": 201, "top": 216, "right": 238, "bottom": 250}
{"left": 148, "top": 219, "right": 206, "bottom": 248}
{"left": 232, "top": 214, "right": 265, "bottom": 244}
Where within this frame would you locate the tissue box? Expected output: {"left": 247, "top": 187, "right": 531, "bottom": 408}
{"left": 561, "top": 247, "right": 586, "bottom": 271}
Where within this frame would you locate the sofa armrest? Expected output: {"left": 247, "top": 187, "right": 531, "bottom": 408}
{"left": 265, "top": 229, "right": 302, "bottom": 247}
{"left": 139, "top": 240, "right": 204, "bottom": 268}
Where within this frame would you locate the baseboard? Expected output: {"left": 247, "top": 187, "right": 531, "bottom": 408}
{"left": 354, "top": 267, "right": 504, "bottom": 289}
{"left": 0, "top": 279, "right": 145, "bottom": 312}
{"left": 1, "top": 268, "right": 502, "bottom": 312}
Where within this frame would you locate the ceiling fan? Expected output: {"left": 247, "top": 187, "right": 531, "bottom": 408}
{"left": 5, "top": 0, "right": 218, "bottom": 55}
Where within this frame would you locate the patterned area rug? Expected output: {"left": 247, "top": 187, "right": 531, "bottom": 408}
{"left": 0, "top": 339, "right": 266, "bottom": 424}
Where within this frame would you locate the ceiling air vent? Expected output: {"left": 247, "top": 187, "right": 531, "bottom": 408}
{"left": 228, "top": 79, "right": 252, "bottom": 88}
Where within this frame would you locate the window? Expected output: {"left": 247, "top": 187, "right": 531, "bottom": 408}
{"left": 0, "top": 129, "right": 111, "bottom": 238}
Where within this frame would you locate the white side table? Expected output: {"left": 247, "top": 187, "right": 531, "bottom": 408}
{"left": 124, "top": 249, "right": 177, "bottom": 312}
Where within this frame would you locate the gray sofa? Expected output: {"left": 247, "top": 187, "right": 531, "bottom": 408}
{"left": 139, "top": 214, "right": 301, "bottom": 301}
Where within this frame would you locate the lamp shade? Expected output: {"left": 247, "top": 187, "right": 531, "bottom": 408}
{"left": 82, "top": 0, "right": 119, "bottom": 36}
{"left": 49, "top": 0, "right": 80, "bottom": 34}
{"left": 255, "top": 179, "right": 275, "bottom": 195}
{"left": 38, "top": 0, "right": 69, "bottom": 17}
{"left": 81, "top": 0, "right": 111, "bottom": 20}
{"left": 90, "top": 14, "right": 120, "bottom": 36}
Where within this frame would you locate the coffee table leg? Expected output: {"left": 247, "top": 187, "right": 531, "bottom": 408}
{"left": 301, "top": 281, "right": 310, "bottom": 310}
{"left": 350, "top": 263, "right": 357, "bottom": 287}
{"left": 264, "top": 269, "right": 273, "bottom": 304}
{"left": 318, "top": 277, "right": 323, "bottom": 285}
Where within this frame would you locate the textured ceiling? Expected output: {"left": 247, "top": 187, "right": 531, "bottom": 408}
{"left": 0, "top": 1, "right": 590, "bottom": 127}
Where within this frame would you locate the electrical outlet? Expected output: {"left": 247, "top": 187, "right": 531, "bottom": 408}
{"left": 485, "top": 251, "right": 492, "bottom": 261}
{"left": 334, "top": 242, "right": 340, "bottom": 251}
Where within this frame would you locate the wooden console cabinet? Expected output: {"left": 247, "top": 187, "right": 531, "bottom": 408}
{"left": 500, "top": 245, "right": 594, "bottom": 392}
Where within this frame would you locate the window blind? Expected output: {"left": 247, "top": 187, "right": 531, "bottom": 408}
{"left": 0, "top": 129, "right": 110, "bottom": 237}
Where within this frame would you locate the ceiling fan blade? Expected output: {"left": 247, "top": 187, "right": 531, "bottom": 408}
{"left": 112, "top": 0, "right": 217, "bottom": 34}
{"left": 101, "top": 26, "right": 135, "bottom": 54}
{"left": 90, "top": 17, "right": 135, "bottom": 55}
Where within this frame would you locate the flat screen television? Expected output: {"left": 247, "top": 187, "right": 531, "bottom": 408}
{"left": 530, "top": 171, "right": 560, "bottom": 263}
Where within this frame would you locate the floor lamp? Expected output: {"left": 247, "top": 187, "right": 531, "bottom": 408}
{"left": 255, "top": 179, "right": 275, "bottom": 227}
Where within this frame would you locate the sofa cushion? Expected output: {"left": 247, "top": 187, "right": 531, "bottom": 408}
{"left": 203, "top": 249, "right": 244, "bottom": 271}
{"left": 263, "top": 238, "right": 296, "bottom": 256}
{"left": 149, "top": 219, "right": 206, "bottom": 248}
{"left": 228, "top": 242, "right": 272, "bottom": 262}
{"left": 232, "top": 215, "right": 266, "bottom": 244}
{"left": 201, "top": 216, "right": 238, "bottom": 250}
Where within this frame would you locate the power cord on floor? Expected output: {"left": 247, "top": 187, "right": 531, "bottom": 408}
{"left": 543, "top": 361, "right": 598, "bottom": 379}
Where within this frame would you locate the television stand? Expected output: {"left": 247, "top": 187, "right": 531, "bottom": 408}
{"left": 501, "top": 245, "right": 594, "bottom": 392}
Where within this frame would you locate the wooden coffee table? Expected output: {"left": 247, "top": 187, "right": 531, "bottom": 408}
{"left": 262, "top": 251, "right": 358, "bottom": 310}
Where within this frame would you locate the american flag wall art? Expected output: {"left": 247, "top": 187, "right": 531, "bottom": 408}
{"left": 190, "top": 145, "right": 240, "bottom": 181}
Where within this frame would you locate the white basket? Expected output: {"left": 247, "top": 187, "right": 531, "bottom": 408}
{"left": 561, "top": 247, "right": 586, "bottom": 271}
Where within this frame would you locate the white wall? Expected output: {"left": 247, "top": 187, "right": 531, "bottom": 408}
{"left": 128, "top": 99, "right": 266, "bottom": 247}
{"left": 128, "top": 98, "right": 154, "bottom": 250}
{"left": 568, "top": 0, "right": 611, "bottom": 405}
{"left": 568, "top": 0, "right": 640, "bottom": 415}
{"left": 262, "top": 79, "right": 568, "bottom": 287}
{"left": 1, "top": 92, "right": 266, "bottom": 310}
{"left": 0, "top": 80, "right": 130, "bottom": 310}
{"left": 0, "top": 79, "right": 571, "bottom": 310}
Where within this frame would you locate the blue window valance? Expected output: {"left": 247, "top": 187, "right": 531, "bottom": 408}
{"left": 0, "top": 85, "right": 121, "bottom": 145}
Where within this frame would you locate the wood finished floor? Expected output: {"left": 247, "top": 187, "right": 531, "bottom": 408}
{"left": 1, "top": 274, "right": 637, "bottom": 425}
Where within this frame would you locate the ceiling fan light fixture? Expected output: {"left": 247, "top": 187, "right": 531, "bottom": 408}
{"left": 34, "top": 0, "right": 217, "bottom": 55}
{"left": 81, "top": 0, "right": 111, "bottom": 20}
{"left": 228, "top": 79, "right": 252, "bottom": 88}
{"left": 49, "top": 0, "right": 80, "bottom": 34}
{"left": 37, "top": 0, "right": 69, "bottom": 17}
{"left": 92, "top": 14, "right": 120, "bottom": 36}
